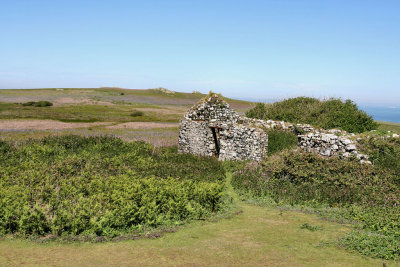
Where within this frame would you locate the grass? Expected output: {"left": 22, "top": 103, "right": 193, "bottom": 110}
{"left": 0, "top": 88, "right": 251, "bottom": 107}
{"left": 377, "top": 120, "right": 400, "bottom": 132}
{"left": 0, "top": 103, "right": 182, "bottom": 123}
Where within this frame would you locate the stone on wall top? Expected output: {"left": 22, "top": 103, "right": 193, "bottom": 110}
{"left": 184, "top": 92, "right": 240, "bottom": 123}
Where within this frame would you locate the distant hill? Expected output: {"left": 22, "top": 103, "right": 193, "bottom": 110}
{"left": 0, "top": 87, "right": 251, "bottom": 109}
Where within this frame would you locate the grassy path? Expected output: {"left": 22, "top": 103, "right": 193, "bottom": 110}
{"left": 0, "top": 174, "right": 393, "bottom": 266}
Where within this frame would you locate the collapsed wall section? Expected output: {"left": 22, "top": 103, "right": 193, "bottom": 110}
{"left": 239, "top": 117, "right": 371, "bottom": 163}
{"left": 298, "top": 133, "right": 370, "bottom": 162}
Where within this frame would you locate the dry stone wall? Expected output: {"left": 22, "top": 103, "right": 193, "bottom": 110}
{"left": 237, "top": 117, "right": 371, "bottom": 163}
{"left": 178, "top": 120, "right": 215, "bottom": 157}
{"left": 219, "top": 125, "right": 267, "bottom": 161}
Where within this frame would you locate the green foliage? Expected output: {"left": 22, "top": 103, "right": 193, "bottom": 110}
{"left": 231, "top": 150, "right": 397, "bottom": 205}
{"left": 0, "top": 135, "right": 227, "bottom": 237}
{"left": 246, "top": 97, "right": 378, "bottom": 133}
{"left": 340, "top": 231, "right": 400, "bottom": 260}
{"left": 22, "top": 101, "right": 53, "bottom": 107}
{"left": 358, "top": 136, "right": 400, "bottom": 185}
{"left": 130, "top": 110, "right": 144, "bottom": 117}
{"left": 300, "top": 223, "right": 323, "bottom": 231}
{"left": 231, "top": 150, "right": 400, "bottom": 260}
{"left": 267, "top": 130, "right": 298, "bottom": 155}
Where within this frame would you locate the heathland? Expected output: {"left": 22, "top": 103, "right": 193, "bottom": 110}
{"left": 0, "top": 88, "right": 399, "bottom": 266}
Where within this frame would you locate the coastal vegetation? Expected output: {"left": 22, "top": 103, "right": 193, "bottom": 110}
{"left": 246, "top": 97, "right": 378, "bottom": 133}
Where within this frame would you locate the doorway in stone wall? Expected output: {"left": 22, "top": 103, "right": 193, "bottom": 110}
{"left": 210, "top": 127, "right": 220, "bottom": 157}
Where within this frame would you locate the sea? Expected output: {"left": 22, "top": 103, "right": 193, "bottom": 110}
{"left": 360, "top": 106, "right": 400, "bottom": 124}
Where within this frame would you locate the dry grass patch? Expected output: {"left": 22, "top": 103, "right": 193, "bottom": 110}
{"left": 0, "top": 119, "right": 112, "bottom": 130}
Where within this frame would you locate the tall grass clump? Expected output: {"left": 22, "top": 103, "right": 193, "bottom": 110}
{"left": 231, "top": 149, "right": 400, "bottom": 260}
{"left": 0, "top": 135, "right": 228, "bottom": 238}
{"left": 246, "top": 97, "right": 377, "bottom": 133}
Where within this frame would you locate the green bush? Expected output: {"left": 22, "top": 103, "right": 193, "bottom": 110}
{"left": 231, "top": 150, "right": 397, "bottom": 205}
{"left": 340, "top": 231, "right": 400, "bottom": 260}
{"left": 267, "top": 130, "right": 298, "bottom": 156}
{"left": 246, "top": 97, "right": 377, "bottom": 133}
{"left": 358, "top": 136, "right": 400, "bottom": 185}
{"left": 0, "top": 135, "right": 227, "bottom": 237}
{"left": 130, "top": 110, "right": 144, "bottom": 117}
{"left": 22, "top": 101, "right": 53, "bottom": 107}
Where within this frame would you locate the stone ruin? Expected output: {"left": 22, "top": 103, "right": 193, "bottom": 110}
{"left": 178, "top": 93, "right": 371, "bottom": 163}
{"left": 178, "top": 94, "right": 268, "bottom": 161}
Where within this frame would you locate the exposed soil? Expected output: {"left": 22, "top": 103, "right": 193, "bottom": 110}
{"left": 107, "top": 122, "right": 179, "bottom": 129}
{"left": 53, "top": 97, "right": 115, "bottom": 106}
{"left": 135, "top": 107, "right": 187, "bottom": 115}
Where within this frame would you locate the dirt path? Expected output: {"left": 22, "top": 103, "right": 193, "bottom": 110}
{"left": 106, "top": 122, "right": 179, "bottom": 129}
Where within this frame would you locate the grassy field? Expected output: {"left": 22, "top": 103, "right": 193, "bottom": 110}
{"left": 378, "top": 120, "right": 400, "bottom": 132}
{"left": 0, "top": 89, "right": 399, "bottom": 266}
{"left": 0, "top": 174, "right": 389, "bottom": 267}
{"left": 0, "top": 204, "right": 387, "bottom": 267}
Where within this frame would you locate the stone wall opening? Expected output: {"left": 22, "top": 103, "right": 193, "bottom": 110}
{"left": 210, "top": 127, "right": 220, "bottom": 157}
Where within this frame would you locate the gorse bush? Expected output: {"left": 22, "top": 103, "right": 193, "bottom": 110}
{"left": 231, "top": 149, "right": 400, "bottom": 260}
{"left": 22, "top": 101, "right": 53, "bottom": 107}
{"left": 0, "top": 135, "right": 227, "bottom": 237}
{"left": 246, "top": 97, "right": 377, "bottom": 133}
{"left": 130, "top": 110, "right": 144, "bottom": 117}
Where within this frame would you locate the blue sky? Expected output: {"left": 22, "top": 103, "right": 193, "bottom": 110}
{"left": 1, "top": 0, "right": 399, "bottom": 106}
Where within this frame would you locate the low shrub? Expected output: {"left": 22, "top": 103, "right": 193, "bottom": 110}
{"left": 267, "top": 130, "right": 298, "bottom": 155}
{"left": 246, "top": 97, "right": 377, "bottom": 133}
{"left": 22, "top": 101, "right": 53, "bottom": 107}
{"left": 0, "top": 135, "right": 227, "bottom": 237}
{"left": 340, "top": 231, "right": 400, "bottom": 260}
{"left": 231, "top": 150, "right": 397, "bottom": 205}
{"left": 130, "top": 110, "right": 144, "bottom": 117}
{"left": 358, "top": 136, "right": 400, "bottom": 185}
{"left": 300, "top": 223, "right": 323, "bottom": 231}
